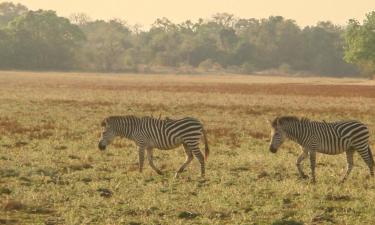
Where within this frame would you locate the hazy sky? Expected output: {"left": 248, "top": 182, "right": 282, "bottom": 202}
{"left": 10, "top": 0, "right": 375, "bottom": 28}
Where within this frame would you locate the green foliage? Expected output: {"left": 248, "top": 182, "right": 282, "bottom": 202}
{"left": 2, "top": 9, "right": 84, "bottom": 70}
{"left": 344, "top": 11, "right": 375, "bottom": 78}
{"left": 0, "top": 2, "right": 27, "bottom": 27}
{"left": 0, "top": 1, "right": 369, "bottom": 76}
{"left": 198, "top": 58, "right": 215, "bottom": 71}
{"left": 301, "top": 22, "right": 357, "bottom": 75}
{"left": 241, "top": 62, "right": 256, "bottom": 74}
{"left": 278, "top": 63, "right": 292, "bottom": 74}
{"left": 0, "top": 29, "right": 12, "bottom": 68}
{"left": 79, "top": 19, "right": 132, "bottom": 71}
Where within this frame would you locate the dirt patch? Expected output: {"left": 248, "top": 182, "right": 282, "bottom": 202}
{"left": 65, "top": 162, "right": 93, "bottom": 171}
{"left": 131, "top": 102, "right": 371, "bottom": 120}
{"left": 41, "top": 99, "right": 114, "bottom": 107}
{"left": 0, "top": 218, "right": 18, "bottom": 224}
{"left": 2, "top": 200, "right": 27, "bottom": 211}
{"left": 325, "top": 194, "right": 352, "bottom": 201}
{"left": 84, "top": 83, "right": 375, "bottom": 98}
{"left": 1, "top": 199, "right": 55, "bottom": 217}
{"left": 0, "top": 169, "right": 19, "bottom": 178}
{"left": 0, "top": 117, "right": 55, "bottom": 140}
{"left": 0, "top": 187, "right": 12, "bottom": 195}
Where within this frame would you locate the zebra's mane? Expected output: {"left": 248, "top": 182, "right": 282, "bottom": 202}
{"left": 272, "top": 116, "right": 310, "bottom": 127}
{"left": 142, "top": 115, "right": 173, "bottom": 122}
{"left": 102, "top": 115, "right": 173, "bottom": 127}
{"left": 101, "top": 115, "right": 139, "bottom": 126}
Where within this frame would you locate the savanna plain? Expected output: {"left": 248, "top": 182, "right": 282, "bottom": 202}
{"left": 1, "top": 71, "right": 375, "bottom": 225}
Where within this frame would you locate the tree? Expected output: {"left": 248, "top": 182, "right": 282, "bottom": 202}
{"left": 0, "top": 29, "right": 12, "bottom": 68}
{"left": 7, "top": 10, "right": 85, "bottom": 69}
{"left": 211, "top": 13, "right": 236, "bottom": 28}
{"left": 301, "top": 22, "right": 357, "bottom": 76}
{"left": 138, "top": 18, "right": 182, "bottom": 66}
{"left": 0, "top": 4, "right": 366, "bottom": 76}
{"left": 248, "top": 16, "right": 302, "bottom": 70}
{"left": 344, "top": 11, "right": 375, "bottom": 78}
{"left": 69, "top": 12, "right": 91, "bottom": 26}
{"left": 80, "top": 19, "right": 133, "bottom": 71}
{"left": 0, "top": 2, "right": 28, "bottom": 27}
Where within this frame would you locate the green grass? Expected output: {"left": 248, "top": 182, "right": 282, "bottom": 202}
{"left": 1, "top": 72, "right": 375, "bottom": 224}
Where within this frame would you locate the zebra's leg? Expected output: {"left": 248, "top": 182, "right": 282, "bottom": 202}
{"left": 138, "top": 146, "right": 145, "bottom": 173}
{"left": 190, "top": 144, "right": 205, "bottom": 177}
{"left": 174, "top": 144, "right": 194, "bottom": 178}
{"left": 146, "top": 147, "right": 163, "bottom": 175}
{"left": 357, "top": 146, "right": 374, "bottom": 178}
{"left": 341, "top": 150, "right": 354, "bottom": 183}
{"left": 296, "top": 149, "right": 309, "bottom": 179}
{"left": 309, "top": 150, "right": 317, "bottom": 183}
{"left": 369, "top": 146, "right": 374, "bottom": 177}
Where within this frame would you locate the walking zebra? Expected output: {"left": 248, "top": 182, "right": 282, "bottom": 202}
{"left": 268, "top": 116, "right": 374, "bottom": 183}
{"left": 98, "top": 115, "right": 209, "bottom": 178}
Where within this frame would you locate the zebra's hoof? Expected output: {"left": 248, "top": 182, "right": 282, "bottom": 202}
{"left": 156, "top": 171, "right": 163, "bottom": 175}
{"left": 299, "top": 174, "right": 309, "bottom": 179}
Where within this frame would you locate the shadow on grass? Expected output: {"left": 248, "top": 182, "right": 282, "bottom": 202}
{"left": 0, "top": 169, "right": 19, "bottom": 178}
{"left": 271, "top": 219, "right": 304, "bottom": 225}
{"left": 0, "top": 218, "right": 18, "bottom": 224}
{"left": 2, "top": 199, "right": 55, "bottom": 215}
{"left": 178, "top": 211, "right": 200, "bottom": 219}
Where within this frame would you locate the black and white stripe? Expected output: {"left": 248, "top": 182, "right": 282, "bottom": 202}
{"left": 269, "top": 116, "right": 374, "bottom": 183}
{"left": 98, "top": 115, "right": 209, "bottom": 177}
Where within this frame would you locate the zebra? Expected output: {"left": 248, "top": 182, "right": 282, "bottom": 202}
{"left": 268, "top": 116, "right": 374, "bottom": 183}
{"left": 98, "top": 115, "right": 209, "bottom": 178}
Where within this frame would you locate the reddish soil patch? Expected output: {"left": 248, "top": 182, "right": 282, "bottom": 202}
{"left": 87, "top": 83, "right": 375, "bottom": 98}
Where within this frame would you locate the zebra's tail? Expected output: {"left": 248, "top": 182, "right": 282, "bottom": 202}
{"left": 368, "top": 146, "right": 374, "bottom": 165}
{"left": 202, "top": 128, "right": 209, "bottom": 161}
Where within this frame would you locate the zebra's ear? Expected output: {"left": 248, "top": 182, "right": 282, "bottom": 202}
{"left": 101, "top": 119, "right": 107, "bottom": 127}
{"left": 265, "top": 117, "right": 272, "bottom": 126}
{"left": 276, "top": 117, "right": 280, "bottom": 126}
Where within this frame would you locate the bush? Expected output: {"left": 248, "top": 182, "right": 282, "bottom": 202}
{"left": 241, "top": 62, "right": 256, "bottom": 74}
{"left": 198, "top": 59, "right": 215, "bottom": 71}
{"left": 278, "top": 63, "right": 292, "bottom": 74}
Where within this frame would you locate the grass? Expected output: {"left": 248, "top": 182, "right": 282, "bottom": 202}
{"left": 0, "top": 71, "right": 375, "bottom": 224}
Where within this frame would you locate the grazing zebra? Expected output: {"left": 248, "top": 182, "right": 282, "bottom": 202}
{"left": 98, "top": 115, "right": 209, "bottom": 178}
{"left": 268, "top": 116, "right": 374, "bottom": 183}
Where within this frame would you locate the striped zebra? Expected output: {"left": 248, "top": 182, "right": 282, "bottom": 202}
{"left": 268, "top": 116, "right": 374, "bottom": 183}
{"left": 98, "top": 115, "right": 209, "bottom": 178}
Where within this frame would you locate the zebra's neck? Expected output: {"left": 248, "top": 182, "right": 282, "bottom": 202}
{"left": 281, "top": 121, "right": 307, "bottom": 145}
{"left": 113, "top": 116, "right": 140, "bottom": 139}
{"left": 119, "top": 116, "right": 168, "bottom": 139}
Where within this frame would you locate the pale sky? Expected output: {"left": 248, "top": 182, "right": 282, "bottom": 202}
{"left": 8, "top": 0, "right": 375, "bottom": 28}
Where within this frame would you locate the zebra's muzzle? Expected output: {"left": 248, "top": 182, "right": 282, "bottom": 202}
{"left": 269, "top": 146, "right": 277, "bottom": 153}
{"left": 98, "top": 142, "right": 106, "bottom": 151}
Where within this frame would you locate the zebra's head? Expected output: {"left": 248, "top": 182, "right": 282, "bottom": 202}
{"left": 269, "top": 117, "right": 286, "bottom": 153}
{"left": 98, "top": 118, "right": 115, "bottom": 151}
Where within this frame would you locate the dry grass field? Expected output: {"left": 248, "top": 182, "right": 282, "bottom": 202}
{"left": 1, "top": 71, "right": 375, "bottom": 225}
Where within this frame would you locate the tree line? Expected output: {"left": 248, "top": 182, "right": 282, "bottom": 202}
{"left": 0, "top": 2, "right": 374, "bottom": 77}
